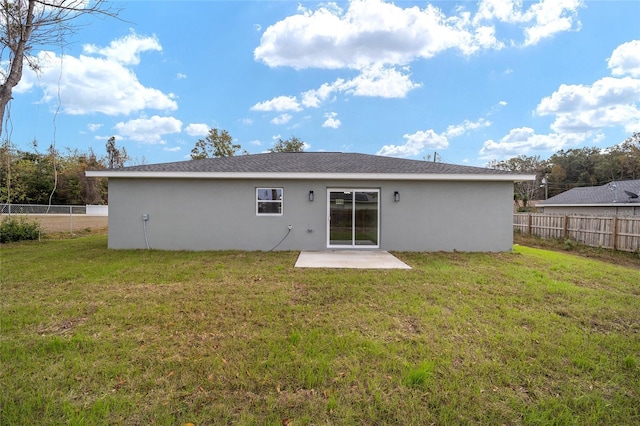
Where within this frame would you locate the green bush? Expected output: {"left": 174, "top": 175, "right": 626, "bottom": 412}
{"left": 0, "top": 216, "right": 42, "bottom": 243}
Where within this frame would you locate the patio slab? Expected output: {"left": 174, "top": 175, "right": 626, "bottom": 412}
{"left": 294, "top": 250, "right": 411, "bottom": 269}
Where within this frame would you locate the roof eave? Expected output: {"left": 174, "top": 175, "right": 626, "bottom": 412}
{"left": 85, "top": 171, "right": 535, "bottom": 182}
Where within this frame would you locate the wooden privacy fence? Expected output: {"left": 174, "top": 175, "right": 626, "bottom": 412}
{"left": 514, "top": 213, "right": 640, "bottom": 252}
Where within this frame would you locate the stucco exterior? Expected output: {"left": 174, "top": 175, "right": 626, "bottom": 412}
{"left": 107, "top": 177, "right": 515, "bottom": 251}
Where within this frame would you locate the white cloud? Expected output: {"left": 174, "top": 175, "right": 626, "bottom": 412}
{"left": 322, "top": 112, "right": 341, "bottom": 129}
{"left": 255, "top": 0, "right": 483, "bottom": 70}
{"left": 536, "top": 76, "right": 640, "bottom": 133}
{"left": 378, "top": 129, "right": 448, "bottom": 157}
{"left": 378, "top": 117, "right": 492, "bottom": 157}
{"left": 479, "top": 127, "right": 587, "bottom": 159}
{"left": 83, "top": 31, "right": 162, "bottom": 66}
{"left": 302, "top": 81, "right": 341, "bottom": 108}
{"left": 255, "top": 0, "right": 581, "bottom": 71}
{"left": 268, "top": 65, "right": 419, "bottom": 116}
{"left": 340, "top": 65, "right": 422, "bottom": 98}
{"left": 87, "top": 123, "right": 103, "bottom": 132}
{"left": 163, "top": 146, "right": 181, "bottom": 152}
{"left": 15, "top": 33, "right": 176, "bottom": 116}
{"left": 549, "top": 104, "right": 640, "bottom": 134}
{"left": 474, "top": 25, "right": 504, "bottom": 50}
{"left": 250, "top": 95, "right": 302, "bottom": 112}
{"left": 521, "top": 0, "right": 583, "bottom": 46}
{"left": 474, "top": 0, "right": 526, "bottom": 24}
{"left": 444, "top": 118, "right": 491, "bottom": 138}
{"left": 185, "top": 123, "right": 210, "bottom": 137}
{"left": 177, "top": 72, "right": 187, "bottom": 80}
{"left": 473, "top": 0, "right": 583, "bottom": 46}
{"left": 487, "top": 100, "right": 508, "bottom": 116}
{"left": 114, "top": 116, "right": 183, "bottom": 144}
{"left": 271, "top": 113, "right": 292, "bottom": 125}
{"left": 239, "top": 118, "right": 254, "bottom": 126}
{"left": 252, "top": 0, "right": 582, "bottom": 119}
{"left": 481, "top": 40, "right": 640, "bottom": 161}
{"left": 608, "top": 40, "right": 640, "bottom": 77}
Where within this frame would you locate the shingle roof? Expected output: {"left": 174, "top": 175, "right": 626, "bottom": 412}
{"left": 105, "top": 152, "right": 516, "bottom": 175}
{"left": 540, "top": 179, "right": 640, "bottom": 205}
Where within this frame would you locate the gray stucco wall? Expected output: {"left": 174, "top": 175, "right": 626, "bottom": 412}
{"left": 107, "top": 178, "right": 514, "bottom": 251}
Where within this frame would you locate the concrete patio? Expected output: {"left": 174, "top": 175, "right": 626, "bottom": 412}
{"left": 294, "top": 250, "right": 412, "bottom": 269}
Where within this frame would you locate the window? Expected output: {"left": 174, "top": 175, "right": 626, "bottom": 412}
{"left": 256, "top": 188, "right": 283, "bottom": 215}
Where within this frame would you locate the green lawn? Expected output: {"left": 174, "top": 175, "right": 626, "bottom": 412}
{"left": 1, "top": 235, "right": 639, "bottom": 425}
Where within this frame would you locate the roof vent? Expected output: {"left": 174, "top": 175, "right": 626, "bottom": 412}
{"left": 624, "top": 190, "right": 639, "bottom": 200}
{"left": 609, "top": 183, "right": 618, "bottom": 203}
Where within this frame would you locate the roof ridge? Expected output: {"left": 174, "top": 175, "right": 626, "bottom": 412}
{"left": 90, "top": 151, "right": 531, "bottom": 177}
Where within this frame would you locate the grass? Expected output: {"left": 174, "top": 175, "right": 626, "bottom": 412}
{"left": 514, "top": 232, "right": 640, "bottom": 269}
{"left": 1, "top": 235, "right": 639, "bottom": 425}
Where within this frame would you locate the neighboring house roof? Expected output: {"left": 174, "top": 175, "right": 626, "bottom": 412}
{"left": 86, "top": 152, "right": 534, "bottom": 182}
{"left": 539, "top": 179, "right": 640, "bottom": 206}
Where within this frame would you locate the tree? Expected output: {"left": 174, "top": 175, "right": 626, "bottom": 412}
{"left": 547, "top": 147, "right": 602, "bottom": 196}
{"left": 270, "top": 136, "right": 305, "bottom": 153}
{"left": 490, "top": 133, "right": 639, "bottom": 200}
{"left": 0, "top": 139, "right": 15, "bottom": 203}
{"left": 105, "top": 136, "right": 128, "bottom": 169}
{"left": 1, "top": 141, "right": 109, "bottom": 205}
{"left": 9, "top": 148, "right": 55, "bottom": 203}
{"left": 58, "top": 147, "right": 104, "bottom": 204}
{"left": 0, "top": 0, "right": 118, "bottom": 136}
{"left": 190, "top": 128, "right": 240, "bottom": 159}
{"left": 617, "top": 132, "right": 640, "bottom": 179}
{"left": 487, "top": 155, "right": 548, "bottom": 206}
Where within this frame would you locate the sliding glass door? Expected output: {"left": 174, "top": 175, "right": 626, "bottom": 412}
{"left": 328, "top": 189, "right": 379, "bottom": 248}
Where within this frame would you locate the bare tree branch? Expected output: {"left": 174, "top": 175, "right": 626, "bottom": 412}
{"left": 0, "top": 0, "right": 120, "bottom": 136}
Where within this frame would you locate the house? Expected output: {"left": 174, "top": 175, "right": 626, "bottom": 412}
{"left": 537, "top": 179, "right": 640, "bottom": 217}
{"left": 86, "top": 152, "right": 534, "bottom": 251}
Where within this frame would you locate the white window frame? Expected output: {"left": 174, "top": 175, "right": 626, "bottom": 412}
{"left": 256, "top": 187, "right": 283, "bottom": 216}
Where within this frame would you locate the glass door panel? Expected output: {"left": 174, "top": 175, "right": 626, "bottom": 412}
{"left": 329, "top": 191, "right": 353, "bottom": 246}
{"left": 355, "top": 191, "right": 378, "bottom": 246}
{"left": 328, "top": 189, "right": 379, "bottom": 248}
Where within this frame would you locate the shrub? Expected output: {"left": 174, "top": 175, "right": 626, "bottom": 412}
{"left": 563, "top": 238, "right": 576, "bottom": 250}
{"left": 0, "top": 216, "right": 42, "bottom": 243}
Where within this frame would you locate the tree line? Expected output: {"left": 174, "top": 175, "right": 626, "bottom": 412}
{"left": 189, "top": 130, "right": 305, "bottom": 159}
{"left": 0, "top": 129, "right": 306, "bottom": 206}
{"left": 0, "top": 137, "right": 130, "bottom": 206}
{"left": 488, "top": 132, "right": 640, "bottom": 207}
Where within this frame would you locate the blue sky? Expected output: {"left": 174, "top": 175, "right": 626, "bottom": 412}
{"left": 4, "top": 0, "right": 640, "bottom": 166}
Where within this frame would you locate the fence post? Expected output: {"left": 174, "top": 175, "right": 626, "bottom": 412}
{"left": 563, "top": 215, "right": 568, "bottom": 239}
{"left": 612, "top": 216, "right": 618, "bottom": 250}
{"left": 527, "top": 213, "right": 532, "bottom": 235}
{"left": 69, "top": 205, "right": 73, "bottom": 234}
